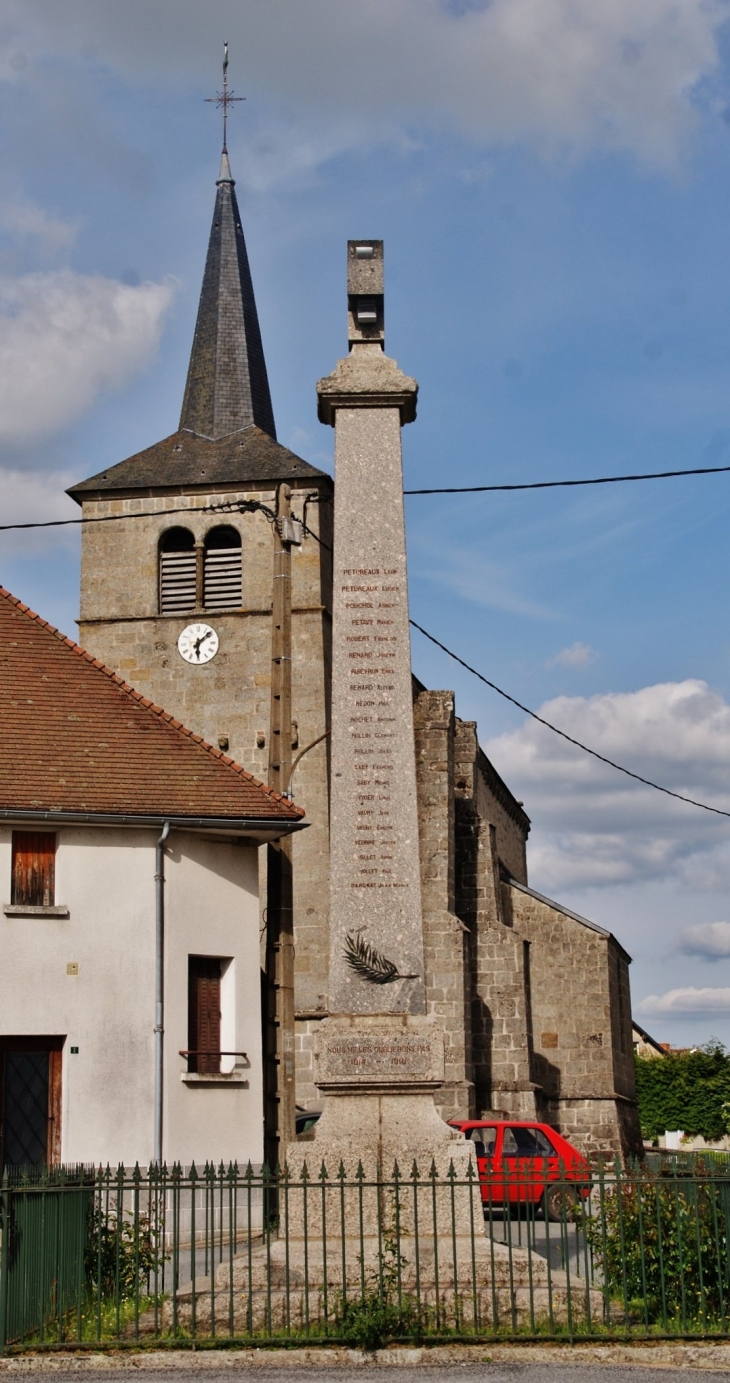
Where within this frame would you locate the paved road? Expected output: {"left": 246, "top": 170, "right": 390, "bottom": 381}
{"left": 13, "top": 1366, "right": 730, "bottom": 1382}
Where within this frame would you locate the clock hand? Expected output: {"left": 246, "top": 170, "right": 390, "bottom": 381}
{"left": 193, "top": 630, "right": 213, "bottom": 660}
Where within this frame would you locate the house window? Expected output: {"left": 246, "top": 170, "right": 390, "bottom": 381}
{"left": 11, "top": 832, "right": 55, "bottom": 907}
{"left": 159, "top": 527, "right": 197, "bottom": 615}
{"left": 203, "top": 526, "right": 242, "bottom": 610}
{"left": 188, "top": 957, "right": 222, "bottom": 1073}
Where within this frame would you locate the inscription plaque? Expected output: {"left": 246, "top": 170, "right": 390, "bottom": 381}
{"left": 316, "top": 1031, "right": 445, "bottom": 1089}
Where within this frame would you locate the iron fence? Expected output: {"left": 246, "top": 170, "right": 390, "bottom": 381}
{"left": 2, "top": 1155, "right": 730, "bottom": 1351}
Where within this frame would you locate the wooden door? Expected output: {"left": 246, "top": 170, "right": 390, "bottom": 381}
{"left": 0, "top": 1038, "right": 63, "bottom": 1170}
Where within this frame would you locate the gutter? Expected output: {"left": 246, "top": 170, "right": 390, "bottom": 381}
{"left": 0, "top": 810, "right": 307, "bottom": 841}
{"left": 154, "top": 822, "right": 170, "bottom": 1166}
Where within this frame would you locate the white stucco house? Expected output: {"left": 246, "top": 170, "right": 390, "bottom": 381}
{"left": 0, "top": 587, "right": 305, "bottom": 1171}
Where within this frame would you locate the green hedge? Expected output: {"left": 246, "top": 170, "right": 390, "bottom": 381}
{"left": 635, "top": 1042, "right": 730, "bottom": 1141}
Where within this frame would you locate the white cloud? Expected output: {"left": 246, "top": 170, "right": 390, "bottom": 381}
{"left": 0, "top": 270, "right": 175, "bottom": 444}
{"left": 0, "top": 200, "right": 79, "bottom": 254}
{"left": 486, "top": 679, "right": 730, "bottom": 892}
{"left": 681, "top": 922, "right": 730, "bottom": 958}
{"left": 548, "top": 641, "right": 598, "bottom": 668}
{"left": 0, "top": 467, "right": 80, "bottom": 558}
{"left": 638, "top": 987, "right": 730, "bottom": 1015}
{"left": 1, "top": 0, "right": 727, "bottom": 170}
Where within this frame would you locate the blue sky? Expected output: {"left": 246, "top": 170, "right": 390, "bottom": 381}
{"left": 3, "top": 0, "right": 730, "bottom": 1043}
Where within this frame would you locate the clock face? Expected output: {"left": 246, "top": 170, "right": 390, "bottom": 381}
{"left": 177, "top": 622, "right": 219, "bottom": 665}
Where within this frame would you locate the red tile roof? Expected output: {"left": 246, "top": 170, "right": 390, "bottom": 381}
{"left": 0, "top": 588, "right": 304, "bottom": 824}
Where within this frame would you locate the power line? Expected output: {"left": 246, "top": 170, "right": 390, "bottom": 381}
{"left": 404, "top": 462, "right": 730, "bottom": 495}
{"left": 2, "top": 458, "right": 730, "bottom": 534}
{"left": 0, "top": 504, "right": 214, "bottom": 533}
{"left": 4, "top": 484, "right": 724, "bottom": 815}
{"left": 409, "top": 618, "right": 730, "bottom": 821}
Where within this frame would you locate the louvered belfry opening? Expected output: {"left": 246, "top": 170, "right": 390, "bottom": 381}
{"left": 12, "top": 832, "right": 55, "bottom": 907}
{"left": 204, "top": 525, "right": 242, "bottom": 610}
{"left": 188, "top": 956, "right": 222, "bottom": 1074}
{"left": 159, "top": 527, "right": 196, "bottom": 615}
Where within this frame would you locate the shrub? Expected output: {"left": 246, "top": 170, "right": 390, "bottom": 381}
{"left": 85, "top": 1208, "right": 164, "bottom": 1302}
{"left": 588, "top": 1170, "right": 730, "bottom": 1324}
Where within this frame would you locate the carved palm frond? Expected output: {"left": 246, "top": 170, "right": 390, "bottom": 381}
{"left": 343, "top": 929, "right": 418, "bottom": 985}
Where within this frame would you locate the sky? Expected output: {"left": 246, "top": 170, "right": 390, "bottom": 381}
{"left": 2, "top": 0, "right": 730, "bottom": 1045}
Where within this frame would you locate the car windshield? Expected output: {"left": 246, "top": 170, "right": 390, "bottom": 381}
{"left": 502, "top": 1126, "right": 555, "bottom": 1157}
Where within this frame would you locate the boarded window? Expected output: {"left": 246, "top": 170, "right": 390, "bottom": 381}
{"left": 188, "top": 957, "right": 221, "bottom": 1074}
{"left": 204, "top": 526, "right": 242, "bottom": 610}
{"left": 159, "top": 527, "right": 197, "bottom": 615}
{"left": 12, "top": 832, "right": 55, "bottom": 907}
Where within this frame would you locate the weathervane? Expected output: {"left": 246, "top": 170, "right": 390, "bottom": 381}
{"left": 205, "top": 41, "right": 244, "bottom": 153}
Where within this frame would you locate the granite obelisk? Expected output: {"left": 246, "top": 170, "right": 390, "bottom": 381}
{"left": 297, "top": 241, "right": 467, "bottom": 1171}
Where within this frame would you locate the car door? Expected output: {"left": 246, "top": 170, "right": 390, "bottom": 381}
{"left": 464, "top": 1124, "right": 499, "bottom": 1207}
{"left": 501, "top": 1126, "right": 550, "bottom": 1209}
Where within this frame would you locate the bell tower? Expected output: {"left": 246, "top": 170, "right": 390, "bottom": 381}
{"left": 67, "top": 126, "right": 334, "bottom": 1061}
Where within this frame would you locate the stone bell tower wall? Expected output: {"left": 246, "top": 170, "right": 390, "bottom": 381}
{"left": 76, "top": 481, "right": 333, "bottom": 1022}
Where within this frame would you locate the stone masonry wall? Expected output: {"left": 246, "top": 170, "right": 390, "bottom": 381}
{"left": 454, "top": 721, "right": 536, "bottom": 1120}
{"left": 414, "top": 689, "right": 473, "bottom": 1121}
{"left": 504, "top": 882, "right": 642, "bottom": 1158}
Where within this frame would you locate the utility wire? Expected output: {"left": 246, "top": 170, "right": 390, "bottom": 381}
{"left": 0, "top": 503, "right": 214, "bottom": 533}
{"left": 3, "top": 459, "right": 730, "bottom": 533}
{"left": 409, "top": 618, "right": 730, "bottom": 821}
{"left": 404, "top": 462, "right": 730, "bottom": 495}
{"left": 4, "top": 486, "right": 725, "bottom": 816}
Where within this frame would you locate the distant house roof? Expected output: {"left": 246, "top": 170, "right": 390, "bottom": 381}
{"left": 0, "top": 588, "right": 305, "bottom": 831}
{"left": 632, "top": 1021, "right": 667, "bottom": 1057}
{"left": 67, "top": 426, "right": 330, "bottom": 502}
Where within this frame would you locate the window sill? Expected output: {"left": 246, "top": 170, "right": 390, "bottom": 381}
{"left": 4, "top": 904, "right": 70, "bottom": 918}
{"left": 180, "top": 1072, "right": 248, "bottom": 1086}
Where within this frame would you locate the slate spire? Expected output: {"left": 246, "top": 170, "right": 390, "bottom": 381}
{"left": 179, "top": 151, "right": 277, "bottom": 441}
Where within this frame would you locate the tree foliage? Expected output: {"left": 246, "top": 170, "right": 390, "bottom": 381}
{"left": 635, "top": 1042, "right": 730, "bottom": 1142}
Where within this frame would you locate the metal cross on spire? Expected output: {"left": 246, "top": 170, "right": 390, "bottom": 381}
{"left": 205, "top": 41, "right": 244, "bottom": 153}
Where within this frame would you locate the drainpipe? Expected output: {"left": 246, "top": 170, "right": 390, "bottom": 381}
{"left": 154, "top": 821, "right": 171, "bottom": 1166}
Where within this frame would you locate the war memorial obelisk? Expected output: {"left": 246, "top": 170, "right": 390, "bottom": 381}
{"left": 189, "top": 246, "right": 571, "bottom": 1331}
{"left": 300, "top": 241, "right": 470, "bottom": 1172}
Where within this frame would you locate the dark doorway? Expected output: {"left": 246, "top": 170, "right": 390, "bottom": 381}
{"left": 0, "top": 1038, "right": 63, "bottom": 1171}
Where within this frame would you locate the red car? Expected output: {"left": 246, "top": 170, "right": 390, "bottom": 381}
{"left": 448, "top": 1119, "right": 592, "bottom": 1220}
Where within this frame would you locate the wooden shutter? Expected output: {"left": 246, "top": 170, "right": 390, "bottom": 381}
{"left": 159, "top": 549, "right": 197, "bottom": 614}
{"left": 188, "top": 958, "right": 221, "bottom": 1074}
{"left": 11, "top": 833, "right": 55, "bottom": 907}
{"left": 203, "top": 546, "right": 242, "bottom": 609}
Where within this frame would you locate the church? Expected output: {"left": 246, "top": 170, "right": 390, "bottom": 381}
{"left": 67, "top": 136, "right": 642, "bottom": 1161}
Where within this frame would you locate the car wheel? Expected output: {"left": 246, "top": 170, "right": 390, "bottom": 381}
{"left": 543, "top": 1184, "right": 578, "bottom": 1222}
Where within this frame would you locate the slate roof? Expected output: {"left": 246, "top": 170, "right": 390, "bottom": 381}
{"left": 0, "top": 588, "right": 305, "bottom": 825}
{"left": 180, "top": 154, "right": 276, "bottom": 440}
{"left": 68, "top": 426, "right": 330, "bottom": 501}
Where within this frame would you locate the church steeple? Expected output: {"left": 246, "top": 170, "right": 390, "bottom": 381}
{"left": 179, "top": 55, "right": 276, "bottom": 441}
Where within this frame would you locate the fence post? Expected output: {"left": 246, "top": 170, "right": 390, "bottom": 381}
{"left": 0, "top": 1182, "right": 10, "bottom": 1355}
